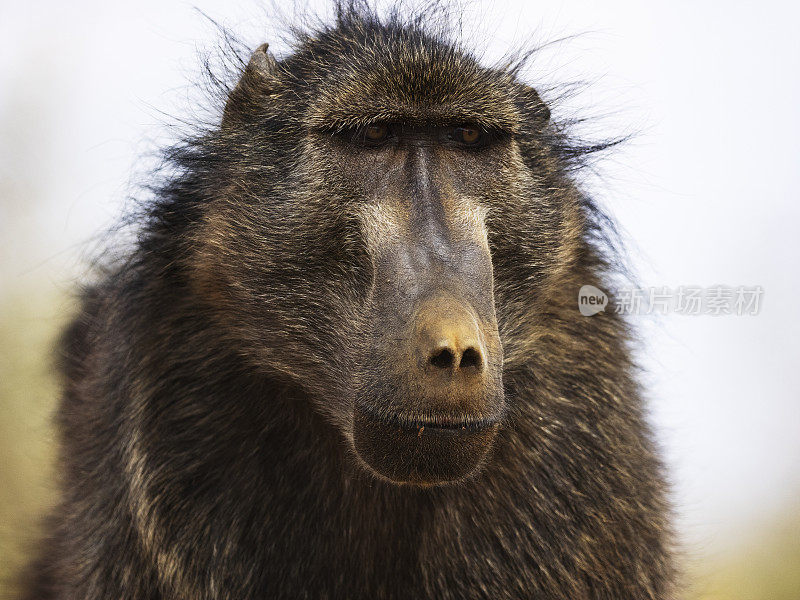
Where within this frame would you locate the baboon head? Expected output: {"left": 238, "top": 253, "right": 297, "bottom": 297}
{"left": 191, "top": 8, "right": 571, "bottom": 486}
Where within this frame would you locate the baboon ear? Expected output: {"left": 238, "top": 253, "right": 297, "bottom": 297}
{"left": 517, "top": 84, "right": 550, "bottom": 129}
{"left": 222, "top": 43, "right": 279, "bottom": 127}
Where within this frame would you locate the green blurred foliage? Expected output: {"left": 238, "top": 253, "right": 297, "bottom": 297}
{"left": 0, "top": 287, "right": 798, "bottom": 598}
{"left": 0, "top": 287, "right": 71, "bottom": 597}
{"left": 687, "top": 502, "right": 800, "bottom": 600}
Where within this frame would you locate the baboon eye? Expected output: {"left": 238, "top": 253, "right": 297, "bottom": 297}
{"left": 452, "top": 126, "right": 484, "bottom": 146}
{"left": 363, "top": 124, "right": 389, "bottom": 145}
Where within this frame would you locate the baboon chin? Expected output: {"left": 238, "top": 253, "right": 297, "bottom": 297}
{"left": 21, "top": 3, "right": 675, "bottom": 599}
{"left": 352, "top": 408, "right": 501, "bottom": 485}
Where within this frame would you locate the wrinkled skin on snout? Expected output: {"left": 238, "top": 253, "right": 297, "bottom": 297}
{"left": 340, "top": 127, "right": 506, "bottom": 484}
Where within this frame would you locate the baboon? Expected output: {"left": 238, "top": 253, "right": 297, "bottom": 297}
{"left": 23, "top": 3, "right": 675, "bottom": 599}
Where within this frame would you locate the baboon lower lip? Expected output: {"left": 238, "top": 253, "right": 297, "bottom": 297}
{"left": 358, "top": 406, "right": 502, "bottom": 434}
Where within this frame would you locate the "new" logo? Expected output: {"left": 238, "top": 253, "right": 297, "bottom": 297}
{"left": 578, "top": 285, "right": 608, "bottom": 316}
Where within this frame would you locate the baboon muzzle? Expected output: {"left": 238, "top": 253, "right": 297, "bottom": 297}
{"left": 353, "top": 214, "right": 504, "bottom": 485}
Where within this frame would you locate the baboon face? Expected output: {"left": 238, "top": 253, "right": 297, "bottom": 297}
{"left": 194, "top": 25, "right": 570, "bottom": 485}
{"left": 326, "top": 121, "right": 507, "bottom": 485}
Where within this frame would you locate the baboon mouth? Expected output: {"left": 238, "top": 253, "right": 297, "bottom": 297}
{"left": 377, "top": 412, "right": 500, "bottom": 434}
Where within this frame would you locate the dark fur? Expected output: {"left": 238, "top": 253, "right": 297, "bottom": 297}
{"left": 22, "top": 3, "right": 675, "bottom": 598}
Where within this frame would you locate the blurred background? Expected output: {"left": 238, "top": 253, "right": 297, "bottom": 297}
{"left": 1, "top": 1, "right": 798, "bottom": 598}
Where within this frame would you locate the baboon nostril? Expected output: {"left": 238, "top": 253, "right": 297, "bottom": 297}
{"left": 429, "top": 346, "right": 484, "bottom": 372}
{"left": 460, "top": 347, "right": 482, "bottom": 370}
{"left": 430, "top": 348, "right": 456, "bottom": 370}
{"left": 416, "top": 298, "right": 490, "bottom": 376}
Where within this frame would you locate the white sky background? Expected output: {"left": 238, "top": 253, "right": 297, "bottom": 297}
{"left": 2, "top": 0, "right": 799, "bottom": 557}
